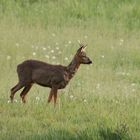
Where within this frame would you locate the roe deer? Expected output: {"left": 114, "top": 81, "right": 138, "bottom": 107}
{"left": 10, "top": 43, "right": 92, "bottom": 105}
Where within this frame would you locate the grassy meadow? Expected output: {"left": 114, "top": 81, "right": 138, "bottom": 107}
{"left": 0, "top": 0, "right": 140, "bottom": 139}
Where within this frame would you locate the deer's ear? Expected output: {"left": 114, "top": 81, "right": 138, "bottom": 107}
{"left": 78, "top": 43, "right": 87, "bottom": 52}
{"left": 82, "top": 44, "right": 87, "bottom": 52}
{"left": 77, "top": 47, "right": 82, "bottom": 53}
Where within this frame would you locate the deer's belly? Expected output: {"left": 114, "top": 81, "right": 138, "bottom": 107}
{"left": 36, "top": 82, "right": 52, "bottom": 88}
{"left": 36, "top": 80, "right": 69, "bottom": 89}
{"left": 33, "top": 70, "right": 70, "bottom": 89}
{"left": 33, "top": 76, "right": 52, "bottom": 88}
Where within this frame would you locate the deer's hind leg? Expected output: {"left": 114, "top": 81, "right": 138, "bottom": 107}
{"left": 10, "top": 83, "right": 24, "bottom": 102}
{"left": 20, "top": 84, "right": 32, "bottom": 103}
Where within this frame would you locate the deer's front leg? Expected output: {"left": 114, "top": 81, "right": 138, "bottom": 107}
{"left": 48, "top": 88, "right": 53, "bottom": 103}
{"left": 48, "top": 87, "right": 58, "bottom": 106}
{"left": 53, "top": 91, "right": 58, "bottom": 107}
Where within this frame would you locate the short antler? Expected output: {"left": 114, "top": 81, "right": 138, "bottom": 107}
{"left": 79, "top": 43, "right": 87, "bottom": 48}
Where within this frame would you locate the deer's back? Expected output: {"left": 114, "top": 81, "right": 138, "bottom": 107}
{"left": 17, "top": 60, "right": 69, "bottom": 88}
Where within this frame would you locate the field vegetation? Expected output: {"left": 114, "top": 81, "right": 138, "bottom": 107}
{"left": 0, "top": 0, "right": 140, "bottom": 139}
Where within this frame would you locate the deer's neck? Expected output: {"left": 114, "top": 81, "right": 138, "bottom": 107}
{"left": 67, "top": 56, "right": 80, "bottom": 79}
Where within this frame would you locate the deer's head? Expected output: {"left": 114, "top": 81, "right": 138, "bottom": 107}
{"left": 76, "top": 43, "right": 92, "bottom": 64}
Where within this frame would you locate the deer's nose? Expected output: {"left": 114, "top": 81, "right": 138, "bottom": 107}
{"left": 87, "top": 58, "right": 92, "bottom": 64}
{"left": 89, "top": 60, "right": 92, "bottom": 64}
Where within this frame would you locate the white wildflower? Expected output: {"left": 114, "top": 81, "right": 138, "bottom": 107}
{"left": 70, "top": 95, "right": 74, "bottom": 99}
{"left": 68, "top": 41, "right": 71, "bottom": 44}
{"left": 77, "top": 40, "right": 80, "bottom": 43}
{"left": 96, "top": 83, "right": 100, "bottom": 89}
{"left": 84, "top": 35, "right": 88, "bottom": 39}
{"left": 58, "top": 51, "right": 62, "bottom": 54}
{"left": 122, "top": 72, "right": 125, "bottom": 76}
{"left": 120, "top": 39, "right": 124, "bottom": 42}
{"left": 52, "top": 33, "right": 56, "bottom": 37}
{"left": 111, "top": 46, "right": 114, "bottom": 49}
{"left": 77, "top": 82, "right": 81, "bottom": 86}
{"left": 14, "top": 99, "right": 18, "bottom": 103}
{"left": 119, "top": 42, "right": 122, "bottom": 46}
{"left": 132, "top": 89, "right": 136, "bottom": 92}
{"left": 119, "top": 39, "right": 124, "bottom": 46}
{"left": 51, "top": 50, "right": 54, "bottom": 53}
{"left": 52, "top": 56, "right": 56, "bottom": 59}
{"left": 43, "top": 47, "right": 46, "bottom": 51}
{"left": 56, "top": 47, "right": 59, "bottom": 50}
{"left": 117, "top": 84, "right": 121, "bottom": 87}
{"left": 116, "top": 100, "right": 119, "bottom": 104}
{"left": 56, "top": 42, "right": 59, "bottom": 45}
{"left": 64, "top": 57, "right": 68, "bottom": 61}
{"left": 101, "top": 55, "right": 105, "bottom": 58}
{"left": 45, "top": 55, "right": 49, "bottom": 59}
{"left": 131, "top": 83, "right": 136, "bottom": 86}
{"left": 126, "top": 73, "right": 130, "bottom": 76}
{"left": 35, "top": 46, "right": 39, "bottom": 50}
{"left": 83, "top": 99, "right": 87, "bottom": 103}
{"left": 31, "top": 45, "right": 35, "bottom": 48}
{"left": 7, "top": 55, "right": 11, "bottom": 60}
{"left": 7, "top": 100, "right": 10, "bottom": 103}
{"left": 16, "top": 43, "right": 19, "bottom": 47}
{"left": 36, "top": 96, "right": 40, "bottom": 101}
{"left": 32, "top": 52, "right": 36, "bottom": 56}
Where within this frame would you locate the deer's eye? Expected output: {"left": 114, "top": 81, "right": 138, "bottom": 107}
{"left": 82, "top": 56, "right": 87, "bottom": 60}
{"left": 82, "top": 55, "right": 86, "bottom": 58}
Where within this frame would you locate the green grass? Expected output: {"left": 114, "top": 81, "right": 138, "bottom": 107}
{"left": 0, "top": 0, "right": 140, "bottom": 140}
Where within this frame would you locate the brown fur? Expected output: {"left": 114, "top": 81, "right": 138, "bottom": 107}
{"left": 10, "top": 44, "right": 92, "bottom": 105}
